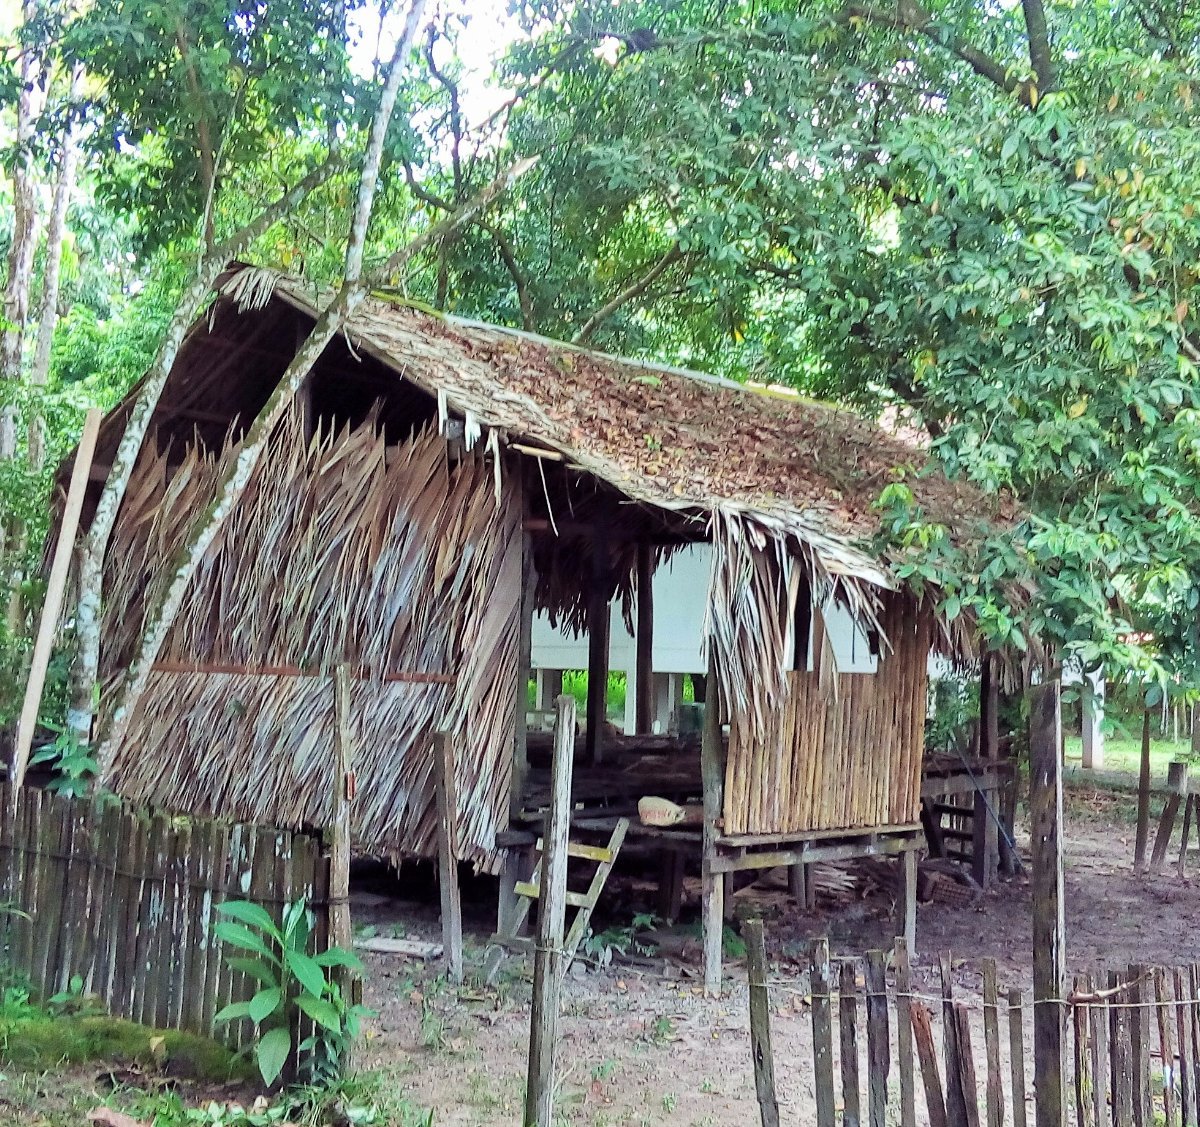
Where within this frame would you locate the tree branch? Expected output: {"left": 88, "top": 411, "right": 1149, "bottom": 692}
{"left": 572, "top": 244, "right": 685, "bottom": 345}
{"left": 482, "top": 222, "right": 534, "bottom": 329}
{"left": 1021, "top": 0, "right": 1055, "bottom": 94}
{"left": 843, "top": 1, "right": 1021, "bottom": 100}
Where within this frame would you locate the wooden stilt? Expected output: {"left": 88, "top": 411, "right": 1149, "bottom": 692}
{"left": 657, "top": 851, "right": 685, "bottom": 922}
{"left": 973, "top": 656, "right": 1000, "bottom": 888}
{"left": 899, "top": 847, "right": 918, "bottom": 954}
{"left": 585, "top": 528, "right": 610, "bottom": 764}
{"left": 434, "top": 731, "right": 463, "bottom": 985}
{"left": 1134, "top": 706, "right": 1152, "bottom": 873}
{"left": 635, "top": 542, "right": 654, "bottom": 735}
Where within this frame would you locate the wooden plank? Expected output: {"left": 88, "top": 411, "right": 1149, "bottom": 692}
{"left": 1176, "top": 968, "right": 1194, "bottom": 1127}
{"left": 1178, "top": 795, "right": 1195, "bottom": 880}
{"left": 954, "top": 1002, "right": 982, "bottom": 1127}
{"left": 1090, "top": 975, "right": 1110, "bottom": 1127}
{"left": 812, "top": 938, "right": 837, "bottom": 1127}
{"left": 895, "top": 939, "right": 917, "bottom": 1127}
{"left": 1111, "top": 970, "right": 1133, "bottom": 1127}
{"left": 1157, "top": 968, "right": 1179, "bottom": 1127}
{"left": 1029, "top": 681, "right": 1066, "bottom": 1127}
{"left": 355, "top": 937, "right": 443, "bottom": 958}
{"left": 1073, "top": 975, "right": 1092, "bottom": 1127}
{"left": 1131, "top": 964, "right": 1152, "bottom": 1127}
{"left": 983, "top": 959, "right": 1005, "bottom": 1127}
{"left": 974, "top": 655, "right": 1000, "bottom": 888}
{"left": 524, "top": 695, "right": 577, "bottom": 1127}
{"left": 1010, "top": 988, "right": 1029, "bottom": 1127}
{"left": 744, "top": 919, "right": 780, "bottom": 1127}
{"left": 865, "top": 950, "right": 889, "bottom": 1127}
{"left": 1151, "top": 763, "right": 1189, "bottom": 874}
{"left": 435, "top": 731, "right": 463, "bottom": 985}
{"left": 11, "top": 408, "right": 102, "bottom": 786}
{"left": 841, "top": 959, "right": 862, "bottom": 1127}
{"left": 513, "top": 882, "right": 591, "bottom": 909}
{"left": 912, "top": 1002, "right": 949, "bottom": 1127}
{"left": 535, "top": 838, "right": 614, "bottom": 863}
{"left": 900, "top": 848, "right": 918, "bottom": 955}
{"left": 941, "top": 954, "right": 970, "bottom": 1126}
{"left": 330, "top": 665, "right": 354, "bottom": 955}
{"left": 701, "top": 656, "right": 724, "bottom": 996}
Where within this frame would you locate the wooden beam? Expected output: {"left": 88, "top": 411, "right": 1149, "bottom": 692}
{"left": 1134, "top": 706, "right": 1152, "bottom": 872}
{"left": 585, "top": 527, "right": 610, "bottom": 764}
{"left": 12, "top": 408, "right": 102, "bottom": 789}
{"left": 1029, "top": 680, "right": 1065, "bottom": 1127}
{"left": 524, "top": 695, "right": 576, "bottom": 1127}
{"left": 635, "top": 542, "right": 654, "bottom": 735}
{"left": 700, "top": 655, "right": 724, "bottom": 995}
{"left": 434, "top": 731, "right": 463, "bottom": 985}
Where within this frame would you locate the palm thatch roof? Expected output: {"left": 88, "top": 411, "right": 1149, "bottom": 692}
{"left": 217, "top": 266, "right": 1011, "bottom": 618}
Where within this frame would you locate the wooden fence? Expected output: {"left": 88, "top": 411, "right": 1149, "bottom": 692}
{"left": 0, "top": 783, "right": 329, "bottom": 1046}
{"left": 746, "top": 927, "right": 1200, "bottom": 1127}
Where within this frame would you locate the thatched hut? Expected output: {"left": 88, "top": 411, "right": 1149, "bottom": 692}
{"left": 65, "top": 264, "right": 1010, "bottom": 978}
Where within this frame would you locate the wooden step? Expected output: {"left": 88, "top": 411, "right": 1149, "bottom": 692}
{"left": 514, "top": 881, "right": 591, "bottom": 909}
{"left": 535, "top": 838, "right": 616, "bottom": 863}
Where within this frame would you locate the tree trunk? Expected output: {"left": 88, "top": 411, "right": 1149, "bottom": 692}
{"left": 91, "top": 0, "right": 428, "bottom": 764}
{"left": 67, "top": 158, "right": 342, "bottom": 744}
{"left": 29, "top": 65, "right": 86, "bottom": 470}
{"left": 1, "top": 6, "right": 46, "bottom": 457}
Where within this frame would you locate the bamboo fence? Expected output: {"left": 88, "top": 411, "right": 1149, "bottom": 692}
{"left": 0, "top": 783, "right": 326, "bottom": 1048}
{"left": 749, "top": 933, "right": 1200, "bottom": 1127}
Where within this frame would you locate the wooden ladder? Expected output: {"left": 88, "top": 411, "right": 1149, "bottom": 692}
{"left": 484, "top": 817, "right": 629, "bottom": 984}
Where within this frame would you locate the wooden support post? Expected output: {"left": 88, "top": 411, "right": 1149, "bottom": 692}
{"left": 1030, "top": 680, "right": 1066, "bottom": 1127}
{"left": 434, "top": 732, "right": 463, "bottom": 985}
{"left": 898, "top": 847, "right": 917, "bottom": 954}
{"left": 788, "top": 862, "right": 807, "bottom": 904}
{"left": 635, "top": 542, "right": 654, "bottom": 735}
{"left": 12, "top": 407, "right": 102, "bottom": 788}
{"left": 585, "top": 530, "right": 610, "bottom": 764}
{"left": 1135, "top": 706, "right": 1153, "bottom": 873}
{"left": 657, "top": 851, "right": 685, "bottom": 923}
{"left": 524, "top": 695, "right": 577, "bottom": 1127}
{"left": 700, "top": 656, "right": 724, "bottom": 996}
{"left": 1151, "top": 760, "right": 1190, "bottom": 874}
{"left": 330, "top": 665, "right": 353, "bottom": 956}
{"left": 973, "top": 656, "right": 1000, "bottom": 888}
{"left": 744, "top": 919, "right": 780, "bottom": 1127}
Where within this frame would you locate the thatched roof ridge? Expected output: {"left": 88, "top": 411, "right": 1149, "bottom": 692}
{"left": 220, "top": 265, "right": 1011, "bottom": 597}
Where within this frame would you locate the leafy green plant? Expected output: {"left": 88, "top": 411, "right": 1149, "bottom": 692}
{"left": 28, "top": 721, "right": 97, "bottom": 798}
{"left": 46, "top": 974, "right": 102, "bottom": 1017}
{"left": 214, "top": 899, "right": 369, "bottom": 1087}
{"left": 582, "top": 912, "right": 659, "bottom": 965}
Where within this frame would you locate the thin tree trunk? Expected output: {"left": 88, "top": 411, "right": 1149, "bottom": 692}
{"left": 95, "top": 152, "right": 536, "bottom": 773}
{"left": 67, "top": 157, "right": 341, "bottom": 743}
{"left": 1, "top": 5, "right": 46, "bottom": 456}
{"left": 29, "top": 65, "right": 86, "bottom": 470}
{"left": 92, "top": 0, "right": 429, "bottom": 766}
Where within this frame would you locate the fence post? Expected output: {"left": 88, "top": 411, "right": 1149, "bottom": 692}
{"left": 434, "top": 731, "right": 463, "bottom": 985}
{"left": 744, "top": 919, "right": 780, "bottom": 1127}
{"left": 1030, "top": 680, "right": 1066, "bottom": 1127}
{"left": 524, "top": 695, "right": 576, "bottom": 1127}
{"left": 895, "top": 939, "right": 917, "bottom": 1127}
{"left": 841, "top": 959, "right": 862, "bottom": 1126}
{"left": 865, "top": 950, "right": 890, "bottom": 1127}
{"left": 983, "top": 959, "right": 1005, "bottom": 1127}
{"left": 811, "top": 938, "right": 837, "bottom": 1127}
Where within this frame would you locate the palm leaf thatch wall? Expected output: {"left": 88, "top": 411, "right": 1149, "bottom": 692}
{"left": 97, "top": 407, "right": 521, "bottom": 868}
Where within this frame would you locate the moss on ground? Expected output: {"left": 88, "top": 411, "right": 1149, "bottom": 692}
{"left": 0, "top": 1011, "right": 252, "bottom": 1082}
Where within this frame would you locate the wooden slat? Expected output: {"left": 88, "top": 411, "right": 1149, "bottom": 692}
{"left": 745, "top": 919, "right": 780, "bottom": 1127}
{"left": 1111, "top": 971, "right": 1134, "bottom": 1127}
{"left": 564, "top": 818, "right": 629, "bottom": 965}
{"left": 1009, "top": 988, "right": 1029, "bottom": 1127}
{"left": 912, "top": 1002, "right": 948, "bottom": 1127}
{"left": 982, "top": 959, "right": 1005, "bottom": 1127}
{"left": 895, "top": 939, "right": 917, "bottom": 1127}
{"left": 865, "top": 950, "right": 889, "bottom": 1127}
{"left": 1179, "top": 967, "right": 1196, "bottom": 1127}
{"left": 840, "top": 959, "right": 862, "bottom": 1126}
{"left": 812, "top": 939, "right": 837, "bottom": 1127}
{"left": 1074, "top": 974, "right": 1092, "bottom": 1127}
{"left": 1158, "top": 968, "right": 1179, "bottom": 1127}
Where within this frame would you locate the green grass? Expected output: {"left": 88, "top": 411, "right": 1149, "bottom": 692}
{"left": 1064, "top": 735, "right": 1194, "bottom": 779}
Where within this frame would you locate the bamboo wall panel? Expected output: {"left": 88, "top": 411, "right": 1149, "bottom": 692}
{"left": 99, "top": 407, "right": 521, "bottom": 868}
{"left": 724, "top": 595, "right": 931, "bottom": 836}
{"left": 0, "top": 783, "right": 326, "bottom": 1049}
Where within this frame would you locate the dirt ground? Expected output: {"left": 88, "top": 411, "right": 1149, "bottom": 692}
{"left": 354, "top": 780, "right": 1200, "bottom": 1126}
